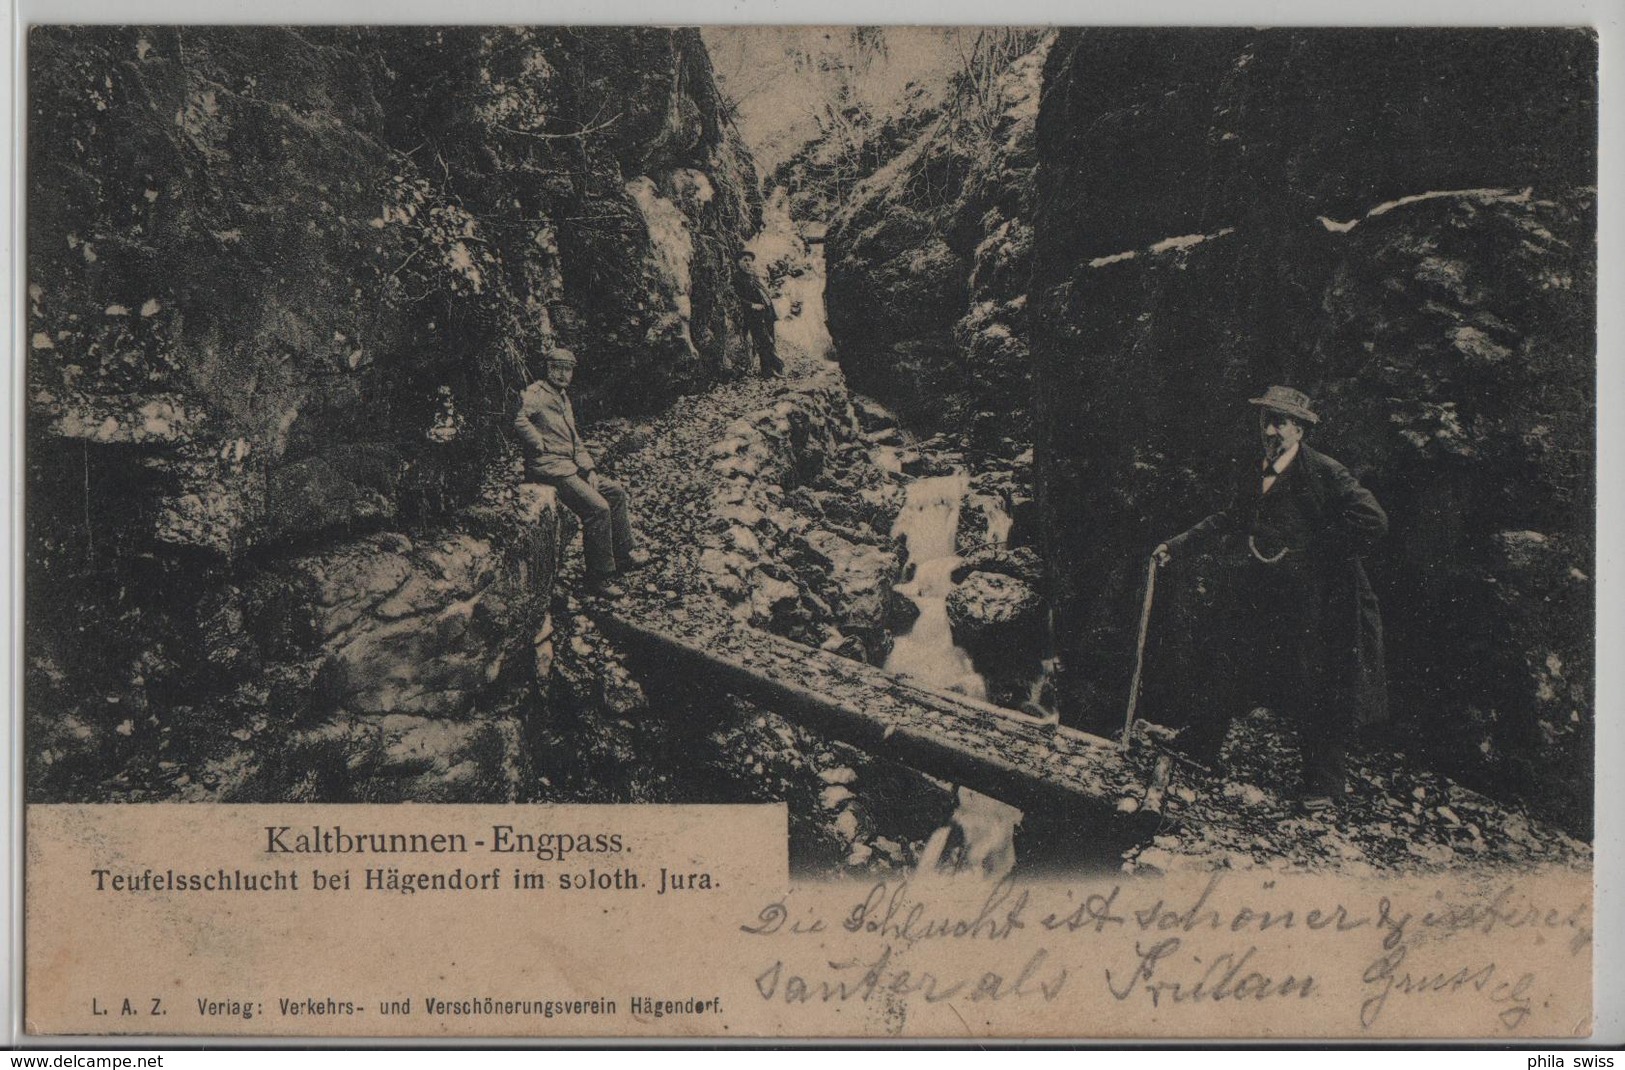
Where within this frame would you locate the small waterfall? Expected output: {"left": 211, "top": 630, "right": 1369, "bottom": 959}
{"left": 883, "top": 470, "right": 1022, "bottom": 880}
{"left": 884, "top": 473, "right": 984, "bottom": 700}
{"left": 915, "top": 788, "right": 1019, "bottom": 880}
{"left": 772, "top": 247, "right": 836, "bottom": 362}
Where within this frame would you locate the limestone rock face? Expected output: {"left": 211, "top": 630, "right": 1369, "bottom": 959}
{"left": 29, "top": 480, "right": 560, "bottom": 803}
{"left": 282, "top": 523, "right": 548, "bottom": 722}
{"left": 950, "top": 546, "right": 1042, "bottom": 587}
{"left": 1030, "top": 28, "right": 1595, "bottom": 833}
{"left": 945, "top": 571, "right": 1045, "bottom": 645}
{"left": 823, "top": 34, "right": 1050, "bottom": 443}
{"left": 26, "top": 27, "right": 761, "bottom": 802}
{"left": 802, "top": 529, "right": 898, "bottom": 639}
{"left": 696, "top": 367, "right": 903, "bottom": 657}
{"left": 28, "top": 26, "right": 761, "bottom": 562}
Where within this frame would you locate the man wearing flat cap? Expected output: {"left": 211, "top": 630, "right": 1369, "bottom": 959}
{"left": 734, "top": 250, "right": 783, "bottom": 378}
{"left": 1155, "top": 386, "right": 1388, "bottom": 812}
{"left": 514, "top": 348, "right": 649, "bottom": 598}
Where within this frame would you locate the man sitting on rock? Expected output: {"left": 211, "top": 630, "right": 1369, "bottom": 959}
{"left": 514, "top": 347, "right": 650, "bottom": 598}
{"left": 1154, "top": 385, "right": 1388, "bottom": 814}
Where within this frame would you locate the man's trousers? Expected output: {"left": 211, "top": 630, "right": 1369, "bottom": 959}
{"left": 549, "top": 472, "right": 637, "bottom": 579}
{"left": 1178, "top": 558, "right": 1349, "bottom": 798}
{"left": 748, "top": 315, "right": 782, "bottom": 376}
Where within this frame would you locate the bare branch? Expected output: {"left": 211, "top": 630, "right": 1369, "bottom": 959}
{"left": 493, "top": 112, "right": 623, "bottom": 141}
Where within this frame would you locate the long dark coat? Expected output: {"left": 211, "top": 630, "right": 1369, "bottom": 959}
{"left": 1167, "top": 444, "right": 1389, "bottom": 729}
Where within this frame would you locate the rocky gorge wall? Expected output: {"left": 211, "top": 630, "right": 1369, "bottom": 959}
{"left": 698, "top": 366, "right": 905, "bottom": 661}
{"left": 821, "top": 33, "right": 1049, "bottom": 447}
{"left": 1030, "top": 29, "right": 1596, "bottom": 833}
{"left": 26, "top": 27, "right": 764, "bottom": 802}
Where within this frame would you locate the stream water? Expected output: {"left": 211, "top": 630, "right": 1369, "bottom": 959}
{"left": 883, "top": 472, "right": 985, "bottom": 699}
{"left": 882, "top": 467, "right": 1026, "bottom": 878}
{"left": 787, "top": 237, "right": 1047, "bottom": 876}
{"left": 772, "top": 259, "right": 835, "bottom": 362}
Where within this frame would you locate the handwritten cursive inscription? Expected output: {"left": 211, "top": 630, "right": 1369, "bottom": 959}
{"left": 755, "top": 945, "right": 1067, "bottom": 1007}
{"left": 734, "top": 875, "right": 1586, "bottom": 1034}
{"left": 841, "top": 879, "right": 1028, "bottom": 946}
{"left": 739, "top": 898, "right": 826, "bottom": 936}
{"left": 1361, "top": 944, "right": 1535, "bottom": 1030}
{"left": 1105, "top": 938, "right": 1315, "bottom": 1006}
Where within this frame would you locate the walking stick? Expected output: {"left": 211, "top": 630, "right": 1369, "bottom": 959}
{"left": 1120, "top": 555, "right": 1160, "bottom": 748}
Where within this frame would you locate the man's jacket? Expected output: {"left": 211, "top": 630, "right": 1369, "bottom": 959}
{"left": 1168, "top": 444, "right": 1389, "bottom": 728}
{"left": 734, "top": 267, "right": 777, "bottom": 323}
{"left": 514, "top": 380, "right": 594, "bottom": 481}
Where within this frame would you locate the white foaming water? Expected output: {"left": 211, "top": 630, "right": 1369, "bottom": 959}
{"left": 889, "top": 558, "right": 986, "bottom": 701}
{"left": 883, "top": 471, "right": 1023, "bottom": 879}
{"left": 884, "top": 473, "right": 984, "bottom": 699}
{"left": 893, "top": 473, "right": 969, "bottom": 563}
{"left": 773, "top": 247, "right": 836, "bottom": 362}
{"left": 1028, "top": 654, "right": 1060, "bottom": 712}
{"left": 916, "top": 787, "right": 1021, "bottom": 881}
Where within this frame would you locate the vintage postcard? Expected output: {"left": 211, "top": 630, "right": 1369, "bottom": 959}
{"left": 18, "top": 24, "right": 1598, "bottom": 1040}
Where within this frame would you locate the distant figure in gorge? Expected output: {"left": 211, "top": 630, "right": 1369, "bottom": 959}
{"left": 734, "top": 250, "right": 782, "bottom": 378}
{"left": 514, "top": 348, "right": 650, "bottom": 599}
{"left": 1154, "top": 386, "right": 1388, "bottom": 813}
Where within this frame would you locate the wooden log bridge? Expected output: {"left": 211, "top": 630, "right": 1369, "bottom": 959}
{"left": 593, "top": 608, "right": 1147, "bottom": 820}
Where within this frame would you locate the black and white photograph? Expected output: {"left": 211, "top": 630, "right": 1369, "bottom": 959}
{"left": 14, "top": 17, "right": 1606, "bottom": 1042}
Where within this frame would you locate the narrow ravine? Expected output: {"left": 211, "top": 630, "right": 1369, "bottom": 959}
{"left": 582, "top": 210, "right": 1592, "bottom": 880}
{"left": 22, "top": 25, "right": 1595, "bottom": 883}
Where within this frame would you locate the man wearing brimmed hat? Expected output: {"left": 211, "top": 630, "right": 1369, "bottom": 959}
{"left": 1155, "top": 385, "right": 1388, "bottom": 812}
{"left": 514, "top": 347, "right": 650, "bottom": 598}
